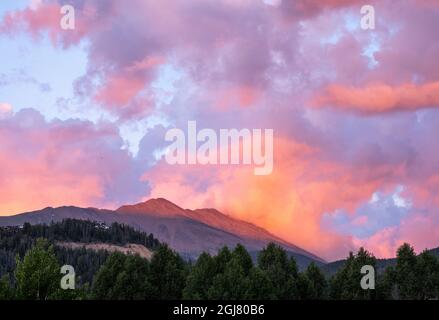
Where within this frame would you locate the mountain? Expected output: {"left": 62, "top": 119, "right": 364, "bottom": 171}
{"left": 0, "top": 198, "right": 325, "bottom": 268}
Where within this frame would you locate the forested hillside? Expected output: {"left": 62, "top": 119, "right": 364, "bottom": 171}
{"left": 1, "top": 219, "right": 439, "bottom": 300}
{"left": 0, "top": 219, "right": 160, "bottom": 285}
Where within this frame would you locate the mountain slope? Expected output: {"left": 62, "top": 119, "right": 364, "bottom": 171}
{"left": 0, "top": 198, "right": 325, "bottom": 267}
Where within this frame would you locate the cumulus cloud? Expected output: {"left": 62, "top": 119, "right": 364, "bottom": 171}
{"left": 1, "top": 0, "right": 439, "bottom": 260}
{"left": 0, "top": 109, "right": 149, "bottom": 215}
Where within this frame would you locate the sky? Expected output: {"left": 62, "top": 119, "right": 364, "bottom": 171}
{"left": 1, "top": 0, "right": 439, "bottom": 261}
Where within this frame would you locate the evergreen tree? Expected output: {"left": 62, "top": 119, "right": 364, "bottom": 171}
{"left": 231, "top": 244, "right": 253, "bottom": 275}
{"left": 257, "top": 243, "right": 298, "bottom": 299}
{"left": 297, "top": 273, "right": 313, "bottom": 299}
{"left": 394, "top": 243, "right": 418, "bottom": 299}
{"left": 378, "top": 265, "right": 397, "bottom": 300}
{"left": 415, "top": 250, "right": 439, "bottom": 300}
{"left": 92, "top": 252, "right": 153, "bottom": 299}
{"left": 213, "top": 246, "right": 232, "bottom": 274}
{"left": 330, "top": 247, "right": 376, "bottom": 300}
{"left": 245, "top": 267, "right": 276, "bottom": 299}
{"left": 207, "top": 257, "right": 250, "bottom": 299}
{"left": 183, "top": 252, "right": 216, "bottom": 299}
{"left": 149, "top": 244, "right": 187, "bottom": 299}
{"left": 302, "top": 263, "right": 327, "bottom": 299}
{"left": 113, "top": 255, "right": 152, "bottom": 299}
{"left": 206, "top": 245, "right": 254, "bottom": 299}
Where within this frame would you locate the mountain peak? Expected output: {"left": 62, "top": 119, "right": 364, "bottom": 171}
{"left": 0, "top": 197, "right": 326, "bottom": 264}
{"left": 116, "top": 198, "right": 187, "bottom": 217}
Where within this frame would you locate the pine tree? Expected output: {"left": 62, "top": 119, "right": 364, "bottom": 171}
{"left": 231, "top": 244, "right": 253, "bottom": 275}
{"left": 245, "top": 267, "right": 276, "bottom": 299}
{"left": 330, "top": 248, "right": 376, "bottom": 300}
{"left": 257, "top": 243, "right": 298, "bottom": 299}
{"left": 149, "top": 244, "right": 187, "bottom": 299}
{"left": 394, "top": 243, "right": 418, "bottom": 299}
{"left": 207, "top": 257, "right": 250, "bottom": 299}
{"left": 92, "top": 252, "right": 153, "bottom": 299}
{"left": 303, "top": 263, "right": 327, "bottom": 299}
{"left": 415, "top": 250, "right": 439, "bottom": 300}
{"left": 183, "top": 252, "right": 216, "bottom": 299}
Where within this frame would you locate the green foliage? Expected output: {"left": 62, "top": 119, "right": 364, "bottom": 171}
{"left": 183, "top": 252, "right": 216, "bottom": 299}
{"left": 245, "top": 267, "right": 276, "bottom": 299}
{"left": 0, "top": 274, "right": 14, "bottom": 299}
{"left": 2, "top": 219, "right": 439, "bottom": 300}
{"left": 54, "top": 246, "right": 110, "bottom": 286}
{"left": 207, "top": 257, "right": 250, "bottom": 299}
{"left": 149, "top": 244, "right": 187, "bottom": 299}
{"left": 330, "top": 247, "right": 377, "bottom": 300}
{"left": 92, "top": 252, "right": 152, "bottom": 299}
{"left": 231, "top": 244, "right": 253, "bottom": 275}
{"left": 0, "top": 219, "right": 160, "bottom": 285}
{"left": 377, "top": 265, "right": 396, "bottom": 299}
{"left": 386, "top": 244, "right": 439, "bottom": 300}
{"left": 299, "top": 263, "right": 328, "bottom": 299}
{"left": 393, "top": 243, "right": 419, "bottom": 299}
{"left": 258, "top": 243, "right": 299, "bottom": 299}
{"left": 416, "top": 250, "right": 439, "bottom": 299}
{"left": 206, "top": 245, "right": 254, "bottom": 299}
{"left": 14, "top": 239, "right": 60, "bottom": 300}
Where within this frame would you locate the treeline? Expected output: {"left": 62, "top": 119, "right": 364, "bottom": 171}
{"left": 0, "top": 219, "right": 160, "bottom": 251}
{"left": 1, "top": 220, "right": 439, "bottom": 300}
{"left": 0, "top": 219, "right": 160, "bottom": 285}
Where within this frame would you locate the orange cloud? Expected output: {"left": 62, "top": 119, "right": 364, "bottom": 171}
{"left": 143, "top": 135, "right": 401, "bottom": 260}
{"left": 312, "top": 82, "right": 439, "bottom": 114}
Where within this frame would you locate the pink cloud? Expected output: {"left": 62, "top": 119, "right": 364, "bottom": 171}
{"left": 354, "top": 212, "right": 439, "bottom": 258}
{"left": 312, "top": 82, "right": 439, "bottom": 114}
{"left": 279, "top": 0, "right": 369, "bottom": 20}
{"left": 2, "top": 0, "right": 439, "bottom": 260}
{"left": 0, "top": 109, "right": 148, "bottom": 215}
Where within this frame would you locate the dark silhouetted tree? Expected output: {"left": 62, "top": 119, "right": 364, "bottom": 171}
{"left": 330, "top": 247, "right": 376, "bottom": 300}
{"left": 415, "top": 250, "right": 439, "bottom": 299}
{"left": 92, "top": 252, "right": 153, "bottom": 299}
{"left": 183, "top": 252, "right": 216, "bottom": 299}
{"left": 394, "top": 243, "right": 418, "bottom": 299}
{"left": 149, "top": 245, "right": 187, "bottom": 299}
{"left": 257, "top": 243, "right": 298, "bottom": 299}
{"left": 299, "top": 263, "right": 327, "bottom": 299}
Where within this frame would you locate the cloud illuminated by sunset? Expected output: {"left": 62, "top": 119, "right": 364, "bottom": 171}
{"left": 1, "top": 0, "right": 439, "bottom": 261}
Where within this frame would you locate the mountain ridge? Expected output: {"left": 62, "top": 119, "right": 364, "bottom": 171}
{"left": 0, "top": 198, "right": 325, "bottom": 267}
